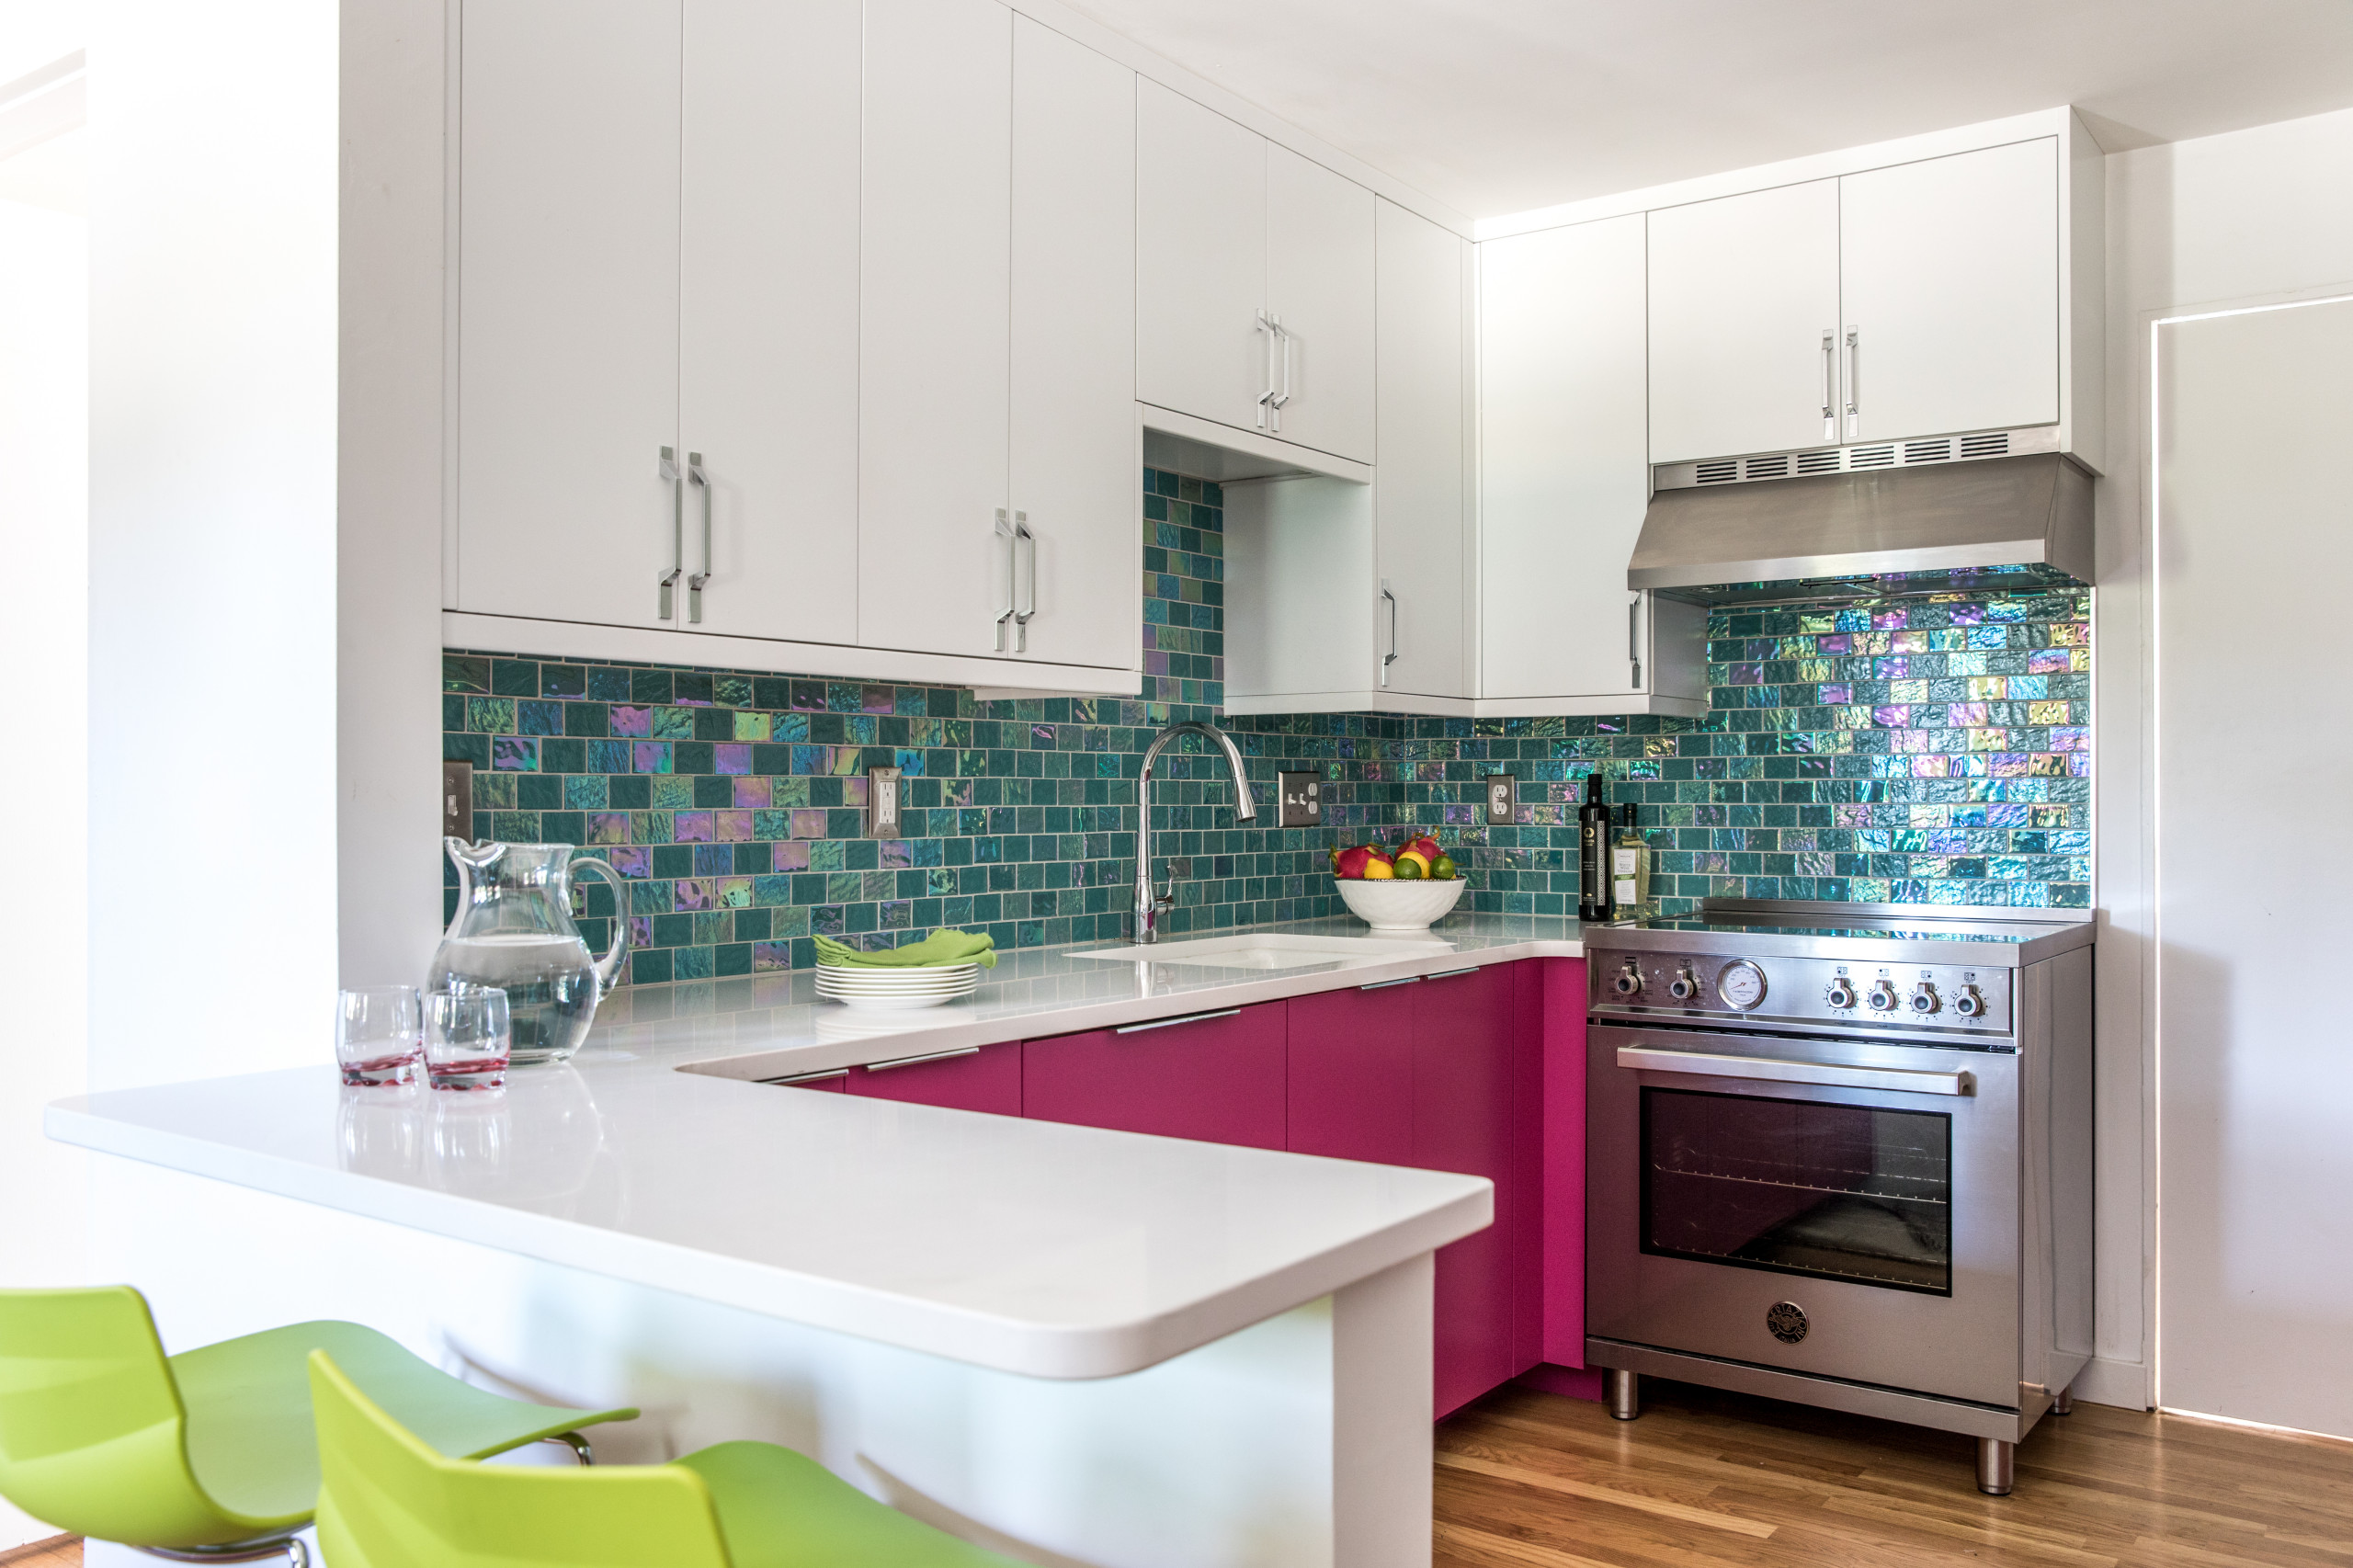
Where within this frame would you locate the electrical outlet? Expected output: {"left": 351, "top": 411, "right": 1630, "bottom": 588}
{"left": 1484, "top": 774, "right": 1517, "bottom": 826}
{"left": 1278, "top": 771, "right": 1324, "bottom": 828}
{"left": 868, "top": 767, "right": 904, "bottom": 839}
{"left": 442, "top": 760, "right": 473, "bottom": 840}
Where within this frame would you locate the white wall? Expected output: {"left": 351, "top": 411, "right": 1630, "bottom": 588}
{"left": 2093, "top": 103, "right": 2353, "bottom": 1421}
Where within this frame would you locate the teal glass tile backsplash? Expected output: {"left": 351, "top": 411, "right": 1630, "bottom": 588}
{"left": 442, "top": 468, "right": 2092, "bottom": 981}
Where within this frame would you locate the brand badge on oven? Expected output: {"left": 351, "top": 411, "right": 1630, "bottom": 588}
{"left": 1767, "top": 1301, "right": 1809, "bottom": 1344}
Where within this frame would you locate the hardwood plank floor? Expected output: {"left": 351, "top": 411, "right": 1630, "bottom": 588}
{"left": 0, "top": 1540, "right": 78, "bottom": 1567}
{"left": 1436, "top": 1380, "right": 2353, "bottom": 1568}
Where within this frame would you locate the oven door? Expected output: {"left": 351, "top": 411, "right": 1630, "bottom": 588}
{"left": 1586, "top": 1023, "right": 2018, "bottom": 1407}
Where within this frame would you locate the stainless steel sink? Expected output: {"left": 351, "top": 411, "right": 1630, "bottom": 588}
{"left": 1071, "top": 932, "right": 1450, "bottom": 971}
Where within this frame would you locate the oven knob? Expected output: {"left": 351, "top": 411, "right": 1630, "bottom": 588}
{"left": 1953, "top": 984, "right": 1984, "bottom": 1018}
{"left": 1824, "top": 979, "right": 1858, "bottom": 1010}
{"left": 1910, "top": 984, "right": 1939, "bottom": 1015}
{"left": 1866, "top": 982, "right": 1900, "bottom": 1011}
{"left": 1611, "top": 962, "right": 1643, "bottom": 997}
{"left": 1668, "top": 968, "right": 1699, "bottom": 1002}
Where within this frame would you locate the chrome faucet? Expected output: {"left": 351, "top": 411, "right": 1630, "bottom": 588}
{"left": 1132, "top": 720, "right": 1257, "bottom": 944}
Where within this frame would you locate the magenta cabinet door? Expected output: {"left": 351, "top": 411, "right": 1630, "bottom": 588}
{"left": 1287, "top": 984, "right": 1415, "bottom": 1163}
{"left": 1539, "top": 958, "right": 1589, "bottom": 1369}
{"left": 1414, "top": 963, "right": 1518, "bottom": 1418}
{"left": 1023, "top": 1003, "right": 1288, "bottom": 1150}
{"left": 846, "top": 1042, "right": 1022, "bottom": 1116}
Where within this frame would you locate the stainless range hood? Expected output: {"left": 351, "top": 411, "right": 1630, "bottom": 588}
{"left": 1629, "top": 448, "right": 2094, "bottom": 608}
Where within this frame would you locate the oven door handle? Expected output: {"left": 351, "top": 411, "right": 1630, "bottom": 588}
{"left": 1615, "top": 1046, "right": 1973, "bottom": 1096}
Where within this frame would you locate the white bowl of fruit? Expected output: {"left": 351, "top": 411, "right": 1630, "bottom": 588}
{"left": 1330, "top": 833, "right": 1468, "bottom": 932}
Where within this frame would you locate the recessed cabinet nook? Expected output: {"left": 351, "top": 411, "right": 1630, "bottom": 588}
{"left": 445, "top": 7, "right": 2101, "bottom": 712}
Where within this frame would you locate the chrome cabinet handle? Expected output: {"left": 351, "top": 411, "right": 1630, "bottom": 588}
{"left": 1381, "top": 580, "right": 1398, "bottom": 688}
{"left": 686, "top": 450, "right": 710, "bottom": 624}
{"left": 1820, "top": 329, "right": 1836, "bottom": 437}
{"left": 863, "top": 1045, "right": 982, "bottom": 1073}
{"left": 1012, "top": 511, "right": 1036, "bottom": 653}
{"left": 1256, "top": 310, "right": 1276, "bottom": 429}
{"left": 1116, "top": 1007, "right": 1241, "bottom": 1035}
{"left": 1844, "top": 325, "right": 1860, "bottom": 436}
{"left": 656, "top": 446, "right": 683, "bottom": 619}
{"left": 1628, "top": 596, "right": 1643, "bottom": 689}
{"left": 760, "top": 1067, "right": 847, "bottom": 1085}
{"left": 1271, "top": 316, "right": 1292, "bottom": 416}
{"left": 1358, "top": 975, "right": 1421, "bottom": 992}
{"left": 1424, "top": 967, "right": 1480, "bottom": 981}
{"left": 994, "top": 508, "right": 1016, "bottom": 652}
{"left": 1615, "top": 1045, "right": 1973, "bottom": 1097}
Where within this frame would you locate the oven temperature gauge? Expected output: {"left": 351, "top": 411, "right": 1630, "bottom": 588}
{"left": 1716, "top": 960, "right": 1768, "bottom": 1010}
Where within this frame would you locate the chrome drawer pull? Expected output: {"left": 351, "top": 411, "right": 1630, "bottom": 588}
{"left": 1357, "top": 976, "right": 1422, "bottom": 992}
{"left": 1423, "top": 967, "right": 1480, "bottom": 981}
{"left": 1614, "top": 1046, "right": 1972, "bottom": 1096}
{"left": 1116, "top": 1008, "right": 1241, "bottom": 1035}
{"left": 760, "top": 1068, "right": 847, "bottom": 1085}
{"left": 864, "top": 1046, "right": 982, "bottom": 1073}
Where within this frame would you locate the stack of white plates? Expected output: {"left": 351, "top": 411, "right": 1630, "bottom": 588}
{"left": 813, "top": 961, "right": 981, "bottom": 1010}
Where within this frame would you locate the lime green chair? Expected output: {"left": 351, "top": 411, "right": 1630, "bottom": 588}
{"left": 309, "top": 1350, "right": 1023, "bottom": 1568}
{"left": 0, "top": 1287, "right": 638, "bottom": 1566}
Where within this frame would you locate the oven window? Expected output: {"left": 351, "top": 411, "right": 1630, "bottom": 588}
{"left": 1641, "top": 1086, "right": 1952, "bottom": 1295}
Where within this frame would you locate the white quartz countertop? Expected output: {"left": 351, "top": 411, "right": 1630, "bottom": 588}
{"left": 49, "top": 913, "right": 1593, "bottom": 1381}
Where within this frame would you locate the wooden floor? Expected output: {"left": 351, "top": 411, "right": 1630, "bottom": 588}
{"left": 1436, "top": 1379, "right": 2353, "bottom": 1568}
{"left": 0, "top": 1540, "right": 77, "bottom": 1567}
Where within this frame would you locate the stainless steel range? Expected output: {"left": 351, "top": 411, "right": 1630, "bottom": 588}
{"left": 1584, "top": 899, "right": 2092, "bottom": 1494}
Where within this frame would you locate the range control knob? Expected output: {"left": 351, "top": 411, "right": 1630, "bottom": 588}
{"left": 1953, "top": 984, "right": 1984, "bottom": 1018}
{"left": 1824, "top": 979, "right": 1858, "bottom": 1010}
{"left": 1611, "top": 962, "right": 1643, "bottom": 998}
{"left": 1667, "top": 967, "right": 1699, "bottom": 1002}
{"left": 1909, "top": 984, "right": 1940, "bottom": 1015}
{"left": 1866, "top": 981, "right": 1901, "bottom": 1012}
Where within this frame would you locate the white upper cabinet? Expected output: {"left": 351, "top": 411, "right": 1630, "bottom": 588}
{"left": 1839, "top": 139, "right": 2058, "bottom": 444}
{"left": 858, "top": 0, "right": 1014, "bottom": 661}
{"left": 1136, "top": 82, "right": 1267, "bottom": 436}
{"left": 677, "top": 0, "right": 860, "bottom": 644}
{"left": 1137, "top": 84, "right": 1375, "bottom": 462}
{"left": 455, "top": 0, "right": 683, "bottom": 627}
{"left": 1373, "top": 200, "right": 1466, "bottom": 699}
{"left": 1647, "top": 179, "right": 1842, "bottom": 464}
{"left": 1006, "top": 16, "right": 1137, "bottom": 671}
{"left": 1484, "top": 214, "right": 1700, "bottom": 706}
{"left": 1267, "top": 145, "right": 1377, "bottom": 463}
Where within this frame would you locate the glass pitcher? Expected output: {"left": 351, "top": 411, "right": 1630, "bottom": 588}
{"left": 428, "top": 839, "right": 628, "bottom": 1065}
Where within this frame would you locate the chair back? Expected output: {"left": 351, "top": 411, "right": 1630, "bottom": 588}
{"left": 308, "top": 1351, "right": 733, "bottom": 1568}
{"left": 0, "top": 1285, "right": 239, "bottom": 1544}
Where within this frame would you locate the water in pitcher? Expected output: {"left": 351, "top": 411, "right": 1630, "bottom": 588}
{"left": 428, "top": 932, "right": 599, "bottom": 1063}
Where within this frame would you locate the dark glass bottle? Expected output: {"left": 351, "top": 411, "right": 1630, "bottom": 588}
{"left": 1578, "top": 772, "right": 1609, "bottom": 921}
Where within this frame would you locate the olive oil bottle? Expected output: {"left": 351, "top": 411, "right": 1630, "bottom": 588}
{"left": 1611, "top": 802, "right": 1651, "bottom": 922}
{"left": 1578, "top": 772, "right": 1609, "bottom": 921}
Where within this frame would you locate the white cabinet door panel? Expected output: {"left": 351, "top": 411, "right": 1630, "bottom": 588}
{"left": 457, "top": 0, "right": 681, "bottom": 626}
{"left": 1373, "top": 200, "right": 1464, "bottom": 699}
{"left": 1009, "top": 17, "right": 1135, "bottom": 671}
{"left": 1136, "top": 80, "right": 1267, "bottom": 436}
{"left": 679, "top": 0, "right": 859, "bottom": 646}
{"left": 1647, "top": 178, "right": 1840, "bottom": 463}
{"left": 1840, "top": 139, "right": 2059, "bottom": 443}
{"left": 858, "top": 0, "right": 1013, "bottom": 659}
{"left": 1267, "top": 143, "right": 1376, "bottom": 464}
{"left": 1482, "top": 215, "right": 1650, "bottom": 700}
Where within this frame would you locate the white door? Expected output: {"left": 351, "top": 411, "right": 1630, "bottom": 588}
{"left": 1135, "top": 80, "right": 1267, "bottom": 437}
{"left": 1008, "top": 18, "right": 1136, "bottom": 671}
{"left": 1373, "top": 200, "right": 1465, "bottom": 699}
{"left": 455, "top": 0, "right": 682, "bottom": 627}
{"left": 1839, "top": 139, "right": 2059, "bottom": 443}
{"left": 677, "top": 0, "right": 859, "bottom": 645}
{"left": 1266, "top": 144, "right": 1376, "bottom": 463}
{"left": 1647, "top": 179, "right": 1841, "bottom": 463}
{"left": 858, "top": 0, "right": 1013, "bottom": 659}
{"left": 1481, "top": 214, "right": 1651, "bottom": 700}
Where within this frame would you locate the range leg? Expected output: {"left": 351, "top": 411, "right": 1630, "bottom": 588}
{"left": 1976, "top": 1437, "right": 2015, "bottom": 1495}
{"left": 1604, "top": 1368, "right": 1640, "bottom": 1421}
{"left": 2052, "top": 1385, "right": 2074, "bottom": 1415}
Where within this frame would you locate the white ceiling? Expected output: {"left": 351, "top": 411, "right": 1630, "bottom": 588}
{"left": 1053, "top": 0, "right": 2353, "bottom": 219}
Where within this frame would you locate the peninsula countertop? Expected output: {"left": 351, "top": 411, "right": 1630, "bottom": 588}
{"left": 48, "top": 913, "right": 1593, "bottom": 1381}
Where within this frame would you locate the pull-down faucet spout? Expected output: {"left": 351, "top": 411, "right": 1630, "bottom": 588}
{"left": 1132, "top": 720, "right": 1256, "bottom": 945}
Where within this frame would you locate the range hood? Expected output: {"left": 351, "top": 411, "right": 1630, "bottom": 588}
{"left": 1629, "top": 446, "right": 2094, "bottom": 608}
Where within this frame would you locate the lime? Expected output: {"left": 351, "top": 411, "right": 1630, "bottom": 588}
{"left": 1392, "top": 856, "right": 1424, "bottom": 880}
{"left": 1431, "top": 854, "right": 1458, "bottom": 881}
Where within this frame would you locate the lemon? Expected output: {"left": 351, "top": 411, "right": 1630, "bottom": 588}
{"left": 1361, "top": 857, "right": 1395, "bottom": 880}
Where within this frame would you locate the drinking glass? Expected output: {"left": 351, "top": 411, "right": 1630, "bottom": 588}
{"left": 425, "top": 986, "right": 512, "bottom": 1090}
{"left": 335, "top": 985, "right": 423, "bottom": 1086}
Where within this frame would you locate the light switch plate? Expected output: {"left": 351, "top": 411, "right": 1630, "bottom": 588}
{"left": 442, "top": 760, "right": 473, "bottom": 840}
{"left": 1278, "top": 770, "right": 1324, "bottom": 828}
{"left": 1484, "top": 774, "right": 1517, "bottom": 825}
{"left": 868, "top": 767, "right": 904, "bottom": 839}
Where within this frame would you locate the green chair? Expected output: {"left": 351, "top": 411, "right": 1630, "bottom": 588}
{"left": 0, "top": 1287, "right": 638, "bottom": 1566}
{"left": 309, "top": 1349, "right": 1022, "bottom": 1568}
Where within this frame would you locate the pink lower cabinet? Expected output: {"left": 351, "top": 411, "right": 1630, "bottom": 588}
{"left": 1537, "top": 958, "right": 1590, "bottom": 1370}
{"left": 1413, "top": 963, "right": 1522, "bottom": 1418}
{"left": 844, "top": 1042, "right": 1023, "bottom": 1115}
{"left": 1287, "top": 983, "right": 1415, "bottom": 1165}
{"left": 1022, "top": 1003, "right": 1288, "bottom": 1149}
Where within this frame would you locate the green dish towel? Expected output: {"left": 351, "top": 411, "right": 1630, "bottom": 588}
{"left": 813, "top": 929, "right": 998, "bottom": 970}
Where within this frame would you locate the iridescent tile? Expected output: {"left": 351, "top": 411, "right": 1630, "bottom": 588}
{"left": 652, "top": 776, "right": 695, "bottom": 809}
{"left": 770, "top": 842, "right": 810, "bottom": 877}
{"left": 632, "top": 742, "right": 672, "bottom": 774}
{"left": 564, "top": 776, "right": 608, "bottom": 810}
{"left": 1969, "top": 627, "right": 2007, "bottom": 650}
{"left": 730, "top": 777, "right": 772, "bottom": 808}
{"left": 1947, "top": 702, "right": 1988, "bottom": 728}
{"left": 808, "top": 838, "right": 845, "bottom": 871}
{"left": 790, "top": 744, "right": 825, "bottom": 776}
{"left": 714, "top": 744, "right": 751, "bottom": 776}
{"left": 674, "top": 812, "right": 712, "bottom": 844}
{"left": 1871, "top": 608, "right": 1908, "bottom": 631}
{"left": 2028, "top": 649, "right": 2072, "bottom": 675}
{"left": 714, "top": 676, "right": 754, "bottom": 708}
{"left": 444, "top": 654, "right": 491, "bottom": 694}
{"left": 467, "top": 698, "right": 517, "bottom": 734}
{"left": 2007, "top": 675, "right": 2050, "bottom": 699}
{"left": 1910, "top": 756, "right": 1950, "bottom": 778}
{"left": 733, "top": 711, "right": 772, "bottom": 743}
{"left": 752, "top": 941, "right": 793, "bottom": 971}
{"left": 715, "top": 877, "right": 752, "bottom": 909}
{"left": 492, "top": 736, "right": 539, "bottom": 771}
{"left": 652, "top": 707, "right": 695, "bottom": 740}
{"left": 714, "top": 811, "right": 754, "bottom": 843}
{"left": 610, "top": 846, "right": 652, "bottom": 878}
{"left": 1872, "top": 705, "right": 1911, "bottom": 728}
{"left": 791, "top": 808, "right": 829, "bottom": 839}
{"left": 630, "top": 812, "right": 673, "bottom": 844}
{"left": 585, "top": 812, "right": 631, "bottom": 846}
{"left": 1967, "top": 676, "right": 2008, "bottom": 700}
{"left": 674, "top": 880, "right": 711, "bottom": 912}
{"left": 608, "top": 706, "right": 653, "bottom": 738}
{"left": 1819, "top": 684, "right": 1852, "bottom": 705}
{"left": 862, "top": 685, "right": 894, "bottom": 715}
